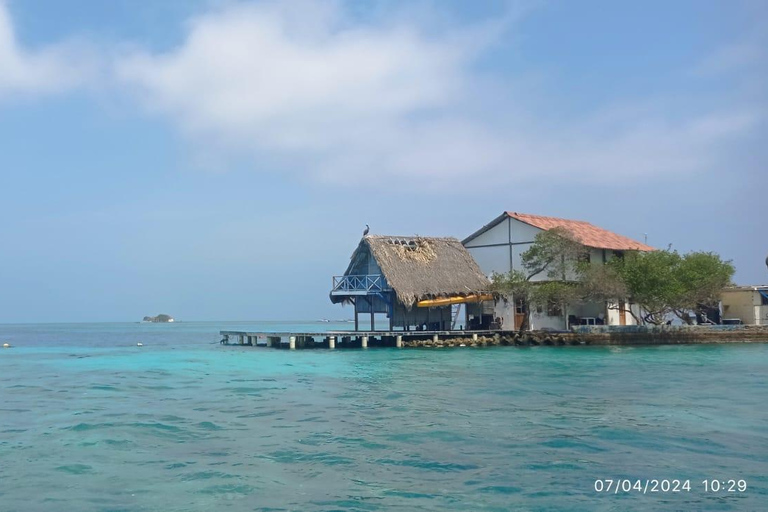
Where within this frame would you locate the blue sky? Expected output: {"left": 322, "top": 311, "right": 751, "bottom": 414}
{"left": 0, "top": 0, "right": 765, "bottom": 322}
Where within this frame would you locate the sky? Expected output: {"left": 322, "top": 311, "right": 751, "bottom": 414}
{"left": 0, "top": 0, "right": 765, "bottom": 323}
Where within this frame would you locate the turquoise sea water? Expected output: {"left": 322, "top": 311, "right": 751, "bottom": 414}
{"left": 0, "top": 322, "right": 766, "bottom": 511}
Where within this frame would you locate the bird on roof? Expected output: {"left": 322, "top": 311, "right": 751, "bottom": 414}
{"left": 363, "top": 224, "right": 370, "bottom": 236}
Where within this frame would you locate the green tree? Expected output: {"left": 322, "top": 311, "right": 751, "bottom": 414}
{"left": 520, "top": 227, "right": 586, "bottom": 281}
{"left": 607, "top": 250, "right": 683, "bottom": 324}
{"left": 492, "top": 227, "right": 586, "bottom": 331}
{"left": 673, "top": 252, "right": 735, "bottom": 323}
{"left": 494, "top": 227, "right": 735, "bottom": 328}
{"left": 606, "top": 250, "right": 734, "bottom": 325}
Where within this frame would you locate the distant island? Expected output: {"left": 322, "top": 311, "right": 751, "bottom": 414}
{"left": 143, "top": 314, "right": 175, "bottom": 323}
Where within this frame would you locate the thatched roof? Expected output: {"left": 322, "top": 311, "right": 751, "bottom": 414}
{"left": 338, "top": 235, "right": 491, "bottom": 308}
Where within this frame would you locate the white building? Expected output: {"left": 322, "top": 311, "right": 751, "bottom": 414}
{"left": 720, "top": 286, "right": 768, "bottom": 325}
{"left": 463, "top": 212, "right": 655, "bottom": 330}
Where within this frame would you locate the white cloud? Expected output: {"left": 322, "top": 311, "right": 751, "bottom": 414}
{"left": 0, "top": 1, "right": 95, "bottom": 98}
{"left": 113, "top": 0, "right": 763, "bottom": 186}
{"left": 116, "top": 1, "right": 472, "bottom": 151}
{"left": 1, "top": 0, "right": 760, "bottom": 186}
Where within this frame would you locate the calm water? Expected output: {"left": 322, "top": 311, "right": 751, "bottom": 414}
{"left": 0, "top": 322, "right": 766, "bottom": 511}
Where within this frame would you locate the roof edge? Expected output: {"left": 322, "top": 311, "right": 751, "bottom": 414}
{"left": 462, "top": 212, "right": 509, "bottom": 245}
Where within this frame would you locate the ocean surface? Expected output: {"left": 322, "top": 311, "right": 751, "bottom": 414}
{"left": 0, "top": 321, "right": 766, "bottom": 511}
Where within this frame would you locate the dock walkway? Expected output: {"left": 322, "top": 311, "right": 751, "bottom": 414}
{"left": 219, "top": 329, "right": 505, "bottom": 349}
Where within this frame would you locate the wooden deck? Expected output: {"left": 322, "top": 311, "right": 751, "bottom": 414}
{"left": 219, "top": 329, "right": 506, "bottom": 349}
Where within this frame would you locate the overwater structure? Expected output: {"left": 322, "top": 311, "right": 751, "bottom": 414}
{"left": 329, "top": 235, "right": 493, "bottom": 331}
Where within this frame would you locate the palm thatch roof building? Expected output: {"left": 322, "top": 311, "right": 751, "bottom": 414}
{"left": 330, "top": 236, "right": 493, "bottom": 331}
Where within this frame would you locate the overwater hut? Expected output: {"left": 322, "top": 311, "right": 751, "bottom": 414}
{"left": 330, "top": 236, "right": 493, "bottom": 331}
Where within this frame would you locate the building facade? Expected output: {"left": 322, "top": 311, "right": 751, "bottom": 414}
{"left": 463, "top": 212, "right": 654, "bottom": 330}
{"left": 720, "top": 286, "right": 768, "bottom": 325}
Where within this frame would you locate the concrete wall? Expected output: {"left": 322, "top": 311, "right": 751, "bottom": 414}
{"left": 721, "top": 289, "right": 767, "bottom": 325}
{"left": 571, "top": 323, "right": 768, "bottom": 343}
{"left": 604, "top": 301, "right": 641, "bottom": 326}
{"left": 530, "top": 309, "right": 567, "bottom": 330}
{"left": 493, "top": 300, "right": 515, "bottom": 331}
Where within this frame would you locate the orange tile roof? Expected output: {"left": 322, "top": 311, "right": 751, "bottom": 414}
{"left": 507, "top": 212, "right": 655, "bottom": 251}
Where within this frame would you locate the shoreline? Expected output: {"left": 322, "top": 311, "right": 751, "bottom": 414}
{"left": 220, "top": 324, "right": 768, "bottom": 349}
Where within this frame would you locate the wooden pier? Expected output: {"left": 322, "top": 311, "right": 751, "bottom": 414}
{"left": 219, "top": 329, "right": 508, "bottom": 349}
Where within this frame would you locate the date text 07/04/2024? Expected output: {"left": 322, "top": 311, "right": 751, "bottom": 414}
{"left": 594, "top": 479, "right": 748, "bottom": 494}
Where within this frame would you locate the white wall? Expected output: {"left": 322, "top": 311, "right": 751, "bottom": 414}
{"left": 722, "top": 290, "right": 761, "bottom": 325}
{"left": 493, "top": 299, "right": 515, "bottom": 330}
{"left": 465, "top": 217, "right": 543, "bottom": 275}
{"left": 508, "top": 218, "right": 543, "bottom": 244}
{"left": 464, "top": 217, "right": 512, "bottom": 247}
{"left": 760, "top": 306, "right": 768, "bottom": 326}
{"left": 529, "top": 310, "right": 567, "bottom": 330}
{"left": 604, "top": 301, "right": 641, "bottom": 326}
{"left": 467, "top": 245, "right": 510, "bottom": 277}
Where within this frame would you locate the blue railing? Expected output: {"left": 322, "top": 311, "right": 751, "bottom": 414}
{"left": 331, "top": 274, "right": 387, "bottom": 295}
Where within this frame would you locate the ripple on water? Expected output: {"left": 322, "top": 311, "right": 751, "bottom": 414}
{"left": 68, "top": 422, "right": 117, "bottom": 432}
{"left": 196, "top": 484, "right": 255, "bottom": 495}
{"left": 376, "top": 457, "right": 479, "bottom": 472}
{"left": 266, "top": 449, "right": 355, "bottom": 466}
{"left": 55, "top": 464, "right": 94, "bottom": 474}
{"left": 196, "top": 421, "right": 223, "bottom": 430}
{"left": 2, "top": 335, "right": 767, "bottom": 511}
{"left": 89, "top": 385, "right": 119, "bottom": 391}
{"left": 180, "top": 470, "right": 238, "bottom": 481}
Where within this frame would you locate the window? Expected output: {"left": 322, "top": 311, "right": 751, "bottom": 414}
{"left": 578, "top": 252, "right": 591, "bottom": 264}
{"left": 515, "top": 298, "right": 526, "bottom": 314}
{"left": 547, "top": 302, "right": 563, "bottom": 317}
{"left": 761, "top": 291, "right": 768, "bottom": 306}
{"left": 535, "top": 304, "right": 543, "bottom": 314}
{"left": 612, "top": 250, "right": 625, "bottom": 259}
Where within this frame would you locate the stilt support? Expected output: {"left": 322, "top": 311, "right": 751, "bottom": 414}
{"left": 289, "top": 336, "right": 296, "bottom": 350}
{"left": 361, "top": 336, "right": 368, "bottom": 349}
{"left": 396, "top": 335, "right": 403, "bottom": 348}
{"left": 329, "top": 336, "right": 336, "bottom": 349}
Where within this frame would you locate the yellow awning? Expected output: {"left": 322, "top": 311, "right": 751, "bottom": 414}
{"left": 416, "top": 294, "right": 494, "bottom": 308}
